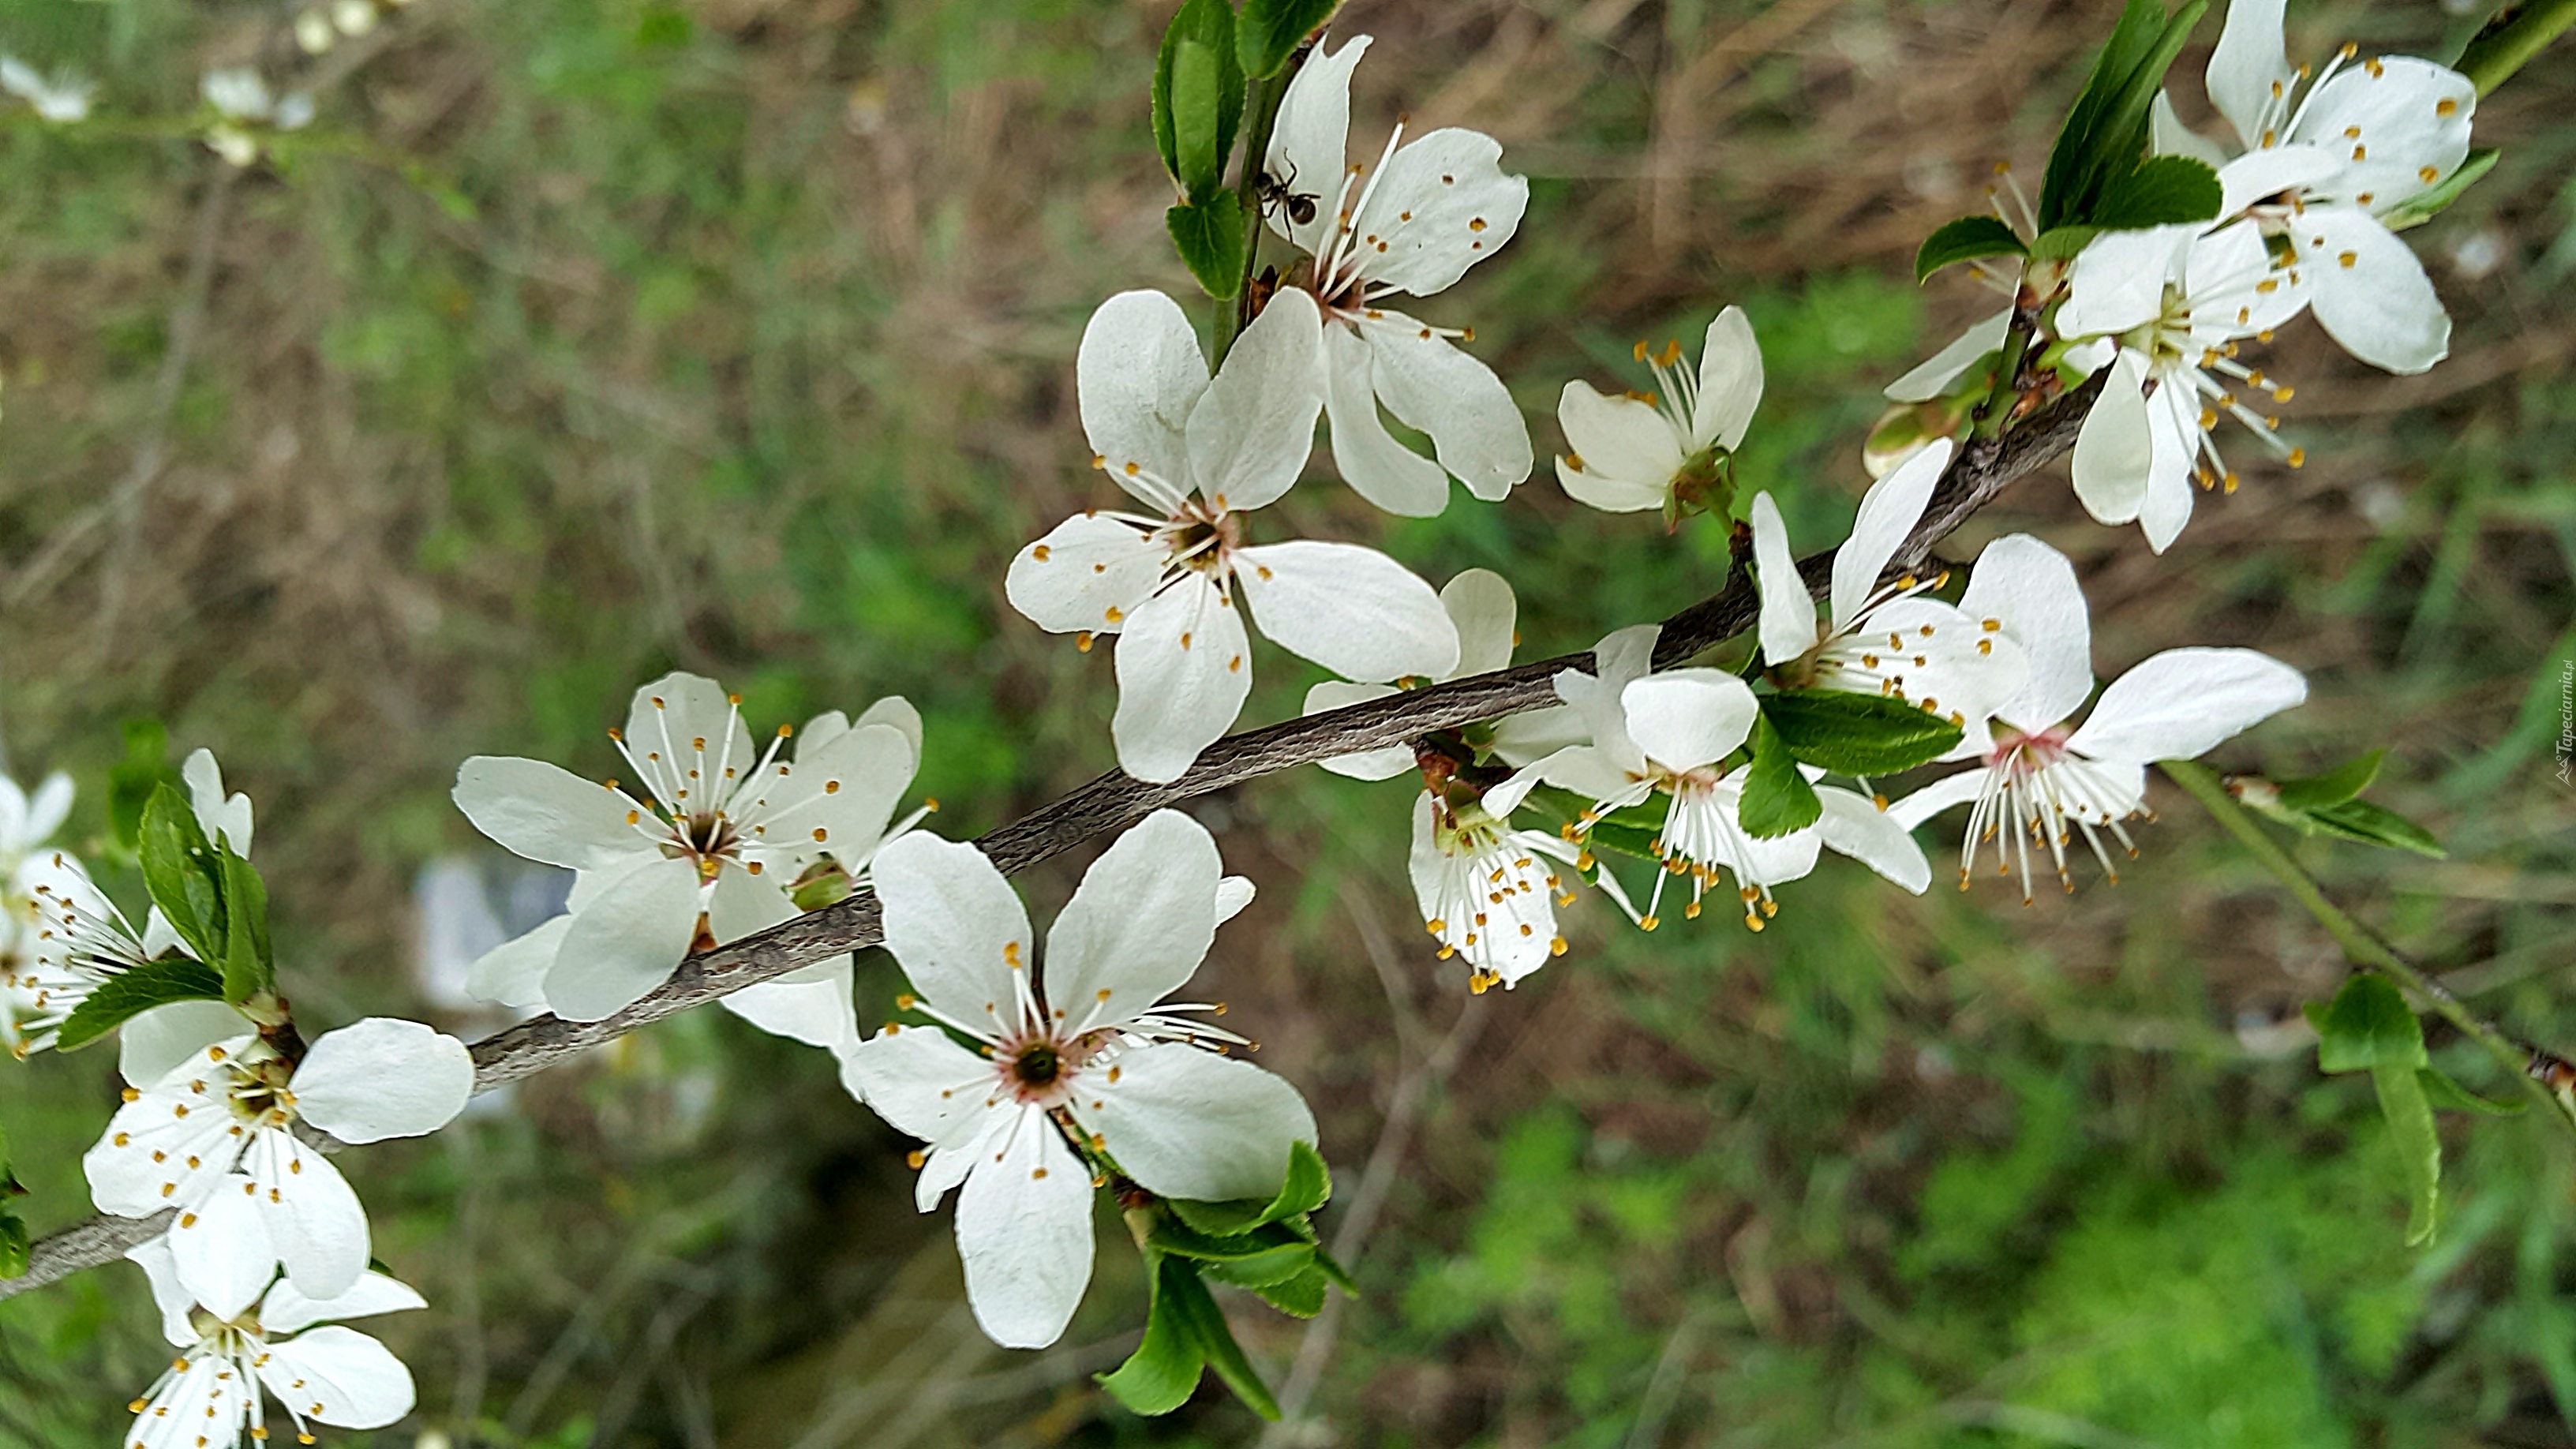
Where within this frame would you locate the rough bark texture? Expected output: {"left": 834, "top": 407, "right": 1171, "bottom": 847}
{"left": 6, "top": 375, "right": 2100, "bottom": 1303}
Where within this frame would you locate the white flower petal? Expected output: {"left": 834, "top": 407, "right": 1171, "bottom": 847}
{"left": 954, "top": 1116, "right": 1095, "bottom": 1350}
{"left": 451, "top": 757, "right": 646, "bottom": 872}
{"left": 870, "top": 831, "right": 1032, "bottom": 1038}
{"left": 182, "top": 749, "right": 254, "bottom": 856}
{"left": 1556, "top": 380, "right": 1686, "bottom": 512}
{"left": 260, "top": 1270, "right": 427, "bottom": 1336}
{"left": 1077, "top": 290, "right": 1205, "bottom": 510}
{"left": 1692, "top": 305, "right": 1763, "bottom": 451}
{"left": 706, "top": 859, "right": 797, "bottom": 950}
{"left": 1236, "top": 540, "right": 1459, "bottom": 682}
{"left": 1833, "top": 438, "right": 1950, "bottom": 629}
{"left": 122, "top": 1233, "right": 198, "bottom": 1348}
{"left": 2214, "top": 143, "right": 2340, "bottom": 221}
{"left": 1264, "top": 35, "right": 1367, "bottom": 256}
{"left": 1111, "top": 571, "right": 1253, "bottom": 784}
{"left": 544, "top": 853, "right": 705, "bottom": 1023}
{"left": 1321, "top": 323, "right": 1454, "bottom": 515}
{"left": 2150, "top": 90, "right": 2229, "bottom": 168}
{"left": 1816, "top": 788, "right": 1930, "bottom": 893}
{"left": 118, "top": 1000, "right": 251, "bottom": 1088}
{"left": 1957, "top": 534, "right": 2095, "bottom": 731}
{"left": 1005, "top": 513, "right": 1166, "bottom": 637}
{"left": 623, "top": 672, "right": 754, "bottom": 807}
{"left": 754, "top": 721, "right": 917, "bottom": 870}
{"left": 2295, "top": 57, "right": 2473, "bottom": 211}
{"left": 2071, "top": 349, "right": 2154, "bottom": 526}
{"left": 1073, "top": 1042, "right": 1316, "bottom": 1202}
{"left": 1488, "top": 701, "right": 1588, "bottom": 766}
{"left": 1441, "top": 567, "right": 1518, "bottom": 678}
{"left": 2301, "top": 205, "right": 2449, "bottom": 374}
{"left": 2065, "top": 647, "right": 2306, "bottom": 764}
{"left": 1045, "top": 809, "right": 1221, "bottom": 1031}
{"left": 1215, "top": 874, "right": 1256, "bottom": 925}
{"left": 292, "top": 1017, "right": 473, "bottom": 1144}
{"left": 1360, "top": 313, "right": 1531, "bottom": 502}
{"left": 2205, "top": 0, "right": 2290, "bottom": 152}
{"left": 1888, "top": 767, "right": 1988, "bottom": 829}
{"left": 254, "top": 1137, "right": 370, "bottom": 1298}
{"left": 852, "top": 696, "right": 925, "bottom": 771}
{"left": 1303, "top": 680, "right": 1413, "bottom": 780}
{"left": 256, "top": 1325, "right": 417, "bottom": 1429}
{"left": 85, "top": 1043, "right": 257, "bottom": 1214}
{"left": 1885, "top": 309, "right": 2010, "bottom": 403}
{"left": 2137, "top": 375, "right": 2200, "bottom": 553}
{"left": 20, "top": 772, "right": 73, "bottom": 848}
{"left": 466, "top": 915, "right": 567, "bottom": 1012}
{"left": 169, "top": 1176, "right": 276, "bottom": 1322}
{"left": 1749, "top": 491, "right": 1818, "bottom": 666}
{"left": 845, "top": 1020, "right": 1007, "bottom": 1148}
{"left": 2185, "top": 219, "right": 2307, "bottom": 339}
{"left": 2060, "top": 226, "right": 2196, "bottom": 339}
{"left": 721, "top": 963, "right": 859, "bottom": 1053}
{"left": 1347, "top": 127, "right": 1528, "bottom": 298}
{"left": 1620, "top": 668, "right": 1758, "bottom": 773}
{"left": 1188, "top": 289, "right": 1322, "bottom": 513}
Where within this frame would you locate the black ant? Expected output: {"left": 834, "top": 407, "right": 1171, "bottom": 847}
{"left": 1254, "top": 162, "right": 1319, "bottom": 227}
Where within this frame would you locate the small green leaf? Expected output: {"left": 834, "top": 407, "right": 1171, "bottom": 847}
{"left": 1915, "top": 215, "right": 2027, "bottom": 283}
{"left": 1580, "top": 818, "right": 1662, "bottom": 862}
{"left": 2037, "top": 0, "right": 2208, "bottom": 232}
{"left": 1166, "top": 1140, "right": 1333, "bottom": 1237}
{"left": 0, "top": 1211, "right": 26, "bottom": 1280}
{"left": 1762, "top": 691, "right": 1964, "bottom": 775}
{"left": 1237, "top": 1262, "right": 1328, "bottom": 1317}
{"left": 1238, "top": 0, "right": 1340, "bottom": 79}
{"left": 1167, "top": 197, "right": 1249, "bottom": 298}
{"left": 2417, "top": 1065, "right": 2526, "bottom": 1117}
{"left": 54, "top": 957, "right": 230, "bottom": 1053}
{"left": 218, "top": 848, "right": 275, "bottom": 1005}
{"left": 1161, "top": 1260, "right": 1282, "bottom": 1420}
{"left": 138, "top": 785, "right": 225, "bottom": 966}
{"left": 1098, "top": 1256, "right": 1209, "bottom": 1417}
{"left": 1152, "top": 0, "right": 1245, "bottom": 202}
{"left": 2383, "top": 148, "right": 2498, "bottom": 231}
{"left": 110, "top": 718, "right": 177, "bottom": 853}
{"left": 2027, "top": 224, "right": 2102, "bottom": 263}
{"left": 2372, "top": 1062, "right": 2441, "bottom": 1245}
{"left": 2305, "top": 798, "right": 2447, "bottom": 859}
{"left": 1738, "top": 716, "right": 1822, "bottom": 840}
{"left": 2312, "top": 975, "right": 2428, "bottom": 1075}
{"left": 2089, "top": 153, "right": 2222, "bottom": 228}
{"left": 1199, "top": 1240, "right": 1318, "bottom": 1288}
{"left": 2273, "top": 751, "right": 2383, "bottom": 811}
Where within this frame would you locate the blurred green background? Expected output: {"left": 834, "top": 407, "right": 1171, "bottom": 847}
{"left": 3, "top": 0, "right": 2574, "bottom": 1443}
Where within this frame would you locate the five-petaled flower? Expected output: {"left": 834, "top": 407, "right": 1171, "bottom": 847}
{"left": 2058, "top": 221, "right": 2311, "bottom": 548}
{"left": 1007, "top": 288, "right": 1459, "bottom": 784}
{"left": 84, "top": 1019, "right": 474, "bottom": 1297}
{"left": 1258, "top": 34, "right": 1533, "bottom": 515}
{"left": 841, "top": 811, "right": 1314, "bottom": 1350}
{"left": 2155, "top": 0, "right": 2473, "bottom": 373}
{"left": 122, "top": 1227, "right": 421, "bottom": 1449}
{"left": 1750, "top": 438, "right": 2026, "bottom": 724}
{"left": 453, "top": 672, "right": 924, "bottom": 1024}
{"left": 1409, "top": 791, "right": 1588, "bottom": 993}
{"left": 1556, "top": 307, "right": 1762, "bottom": 522}
{"left": 1891, "top": 534, "right": 2308, "bottom": 896}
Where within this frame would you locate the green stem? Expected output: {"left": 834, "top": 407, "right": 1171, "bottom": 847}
{"left": 2455, "top": 0, "right": 2576, "bottom": 96}
{"left": 1211, "top": 62, "right": 1298, "bottom": 366}
{"left": 2159, "top": 759, "right": 2576, "bottom": 1133}
{"left": 1968, "top": 303, "right": 2036, "bottom": 443}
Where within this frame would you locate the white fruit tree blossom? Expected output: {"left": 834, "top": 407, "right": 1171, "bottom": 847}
{"left": 1556, "top": 307, "right": 1763, "bottom": 519}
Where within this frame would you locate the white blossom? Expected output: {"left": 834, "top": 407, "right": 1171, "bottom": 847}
{"left": 84, "top": 1019, "right": 473, "bottom": 1297}
{"left": 1301, "top": 567, "right": 1518, "bottom": 780}
{"left": 1748, "top": 438, "right": 2026, "bottom": 724}
{"left": 200, "top": 68, "right": 314, "bottom": 167}
{"left": 1891, "top": 534, "right": 2308, "bottom": 896}
{"left": 1259, "top": 35, "right": 1533, "bottom": 515}
{"left": 1006, "top": 288, "right": 1459, "bottom": 784}
{"left": 841, "top": 812, "right": 1315, "bottom": 1350}
{"left": 1555, "top": 309, "right": 1762, "bottom": 518}
{"left": 123, "top": 1230, "right": 421, "bottom": 1449}
{"left": 0, "top": 56, "right": 94, "bottom": 122}
{"left": 1408, "top": 791, "right": 1586, "bottom": 993}
{"left": 452, "top": 673, "right": 925, "bottom": 1024}
{"left": 2157, "top": 0, "right": 2474, "bottom": 373}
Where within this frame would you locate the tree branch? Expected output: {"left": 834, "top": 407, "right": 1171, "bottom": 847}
{"left": 3, "top": 370, "right": 2102, "bottom": 1302}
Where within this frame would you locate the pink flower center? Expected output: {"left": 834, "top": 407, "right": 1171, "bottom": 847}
{"left": 1986, "top": 724, "right": 2072, "bottom": 779}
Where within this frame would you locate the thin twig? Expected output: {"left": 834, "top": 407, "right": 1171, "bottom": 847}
{"left": 6, "top": 373, "right": 2102, "bottom": 1301}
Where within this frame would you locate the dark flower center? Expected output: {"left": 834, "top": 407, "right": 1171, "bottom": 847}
{"left": 1013, "top": 1043, "right": 1062, "bottom": 1087}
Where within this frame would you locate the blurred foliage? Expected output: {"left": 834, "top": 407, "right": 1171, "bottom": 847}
{"left": 2, "top": 0, "right": 2574, "bottom": 1445}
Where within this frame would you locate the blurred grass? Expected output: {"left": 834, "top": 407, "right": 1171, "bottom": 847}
{"left": 2, "top": 0, "right": 2574, "bottom": 1444}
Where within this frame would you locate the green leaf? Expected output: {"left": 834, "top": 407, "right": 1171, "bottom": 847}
{"left": 218, "top": 848, "right": 275, "bottom": 1005}
{"left": 1167, "top": 197, "right": 1249, "bottom": 298}
{"left": 109, "top": 718, "right": 176, "bottom": 852}
{"left": 1152, "top": 0, "right": 1244, "bottom": 202}
{"left": 53, "top": 957, "right": 230, "bottom": 1053}
{"left": 2417, "top": 1065, "right": 2525, "bottom": 1117}
{"left": 2090, "top": 153, "right": 2222, "bottom": 228}
{"left": 0, "top": 1211, "right": 26, "bottom": 1280}
{"left": 2310, "top": 975, "right": 2428, "bottom": 1075}
{"left": 2372, "top": 1062, "right": 2441, "bottom": 1245}
{"left": 1167, "top": 1140, "right": 1332, "bottom": 1236}
{"left": 1238, "top": 1262, "right": 1328, "bottom": 1317}
{"left": 2305, "top": 798, "right": 2447, "bottom": 859}
{"left": 2383, "top": 147, "right": 2498, "bottom": 231}
{"left": 2037, "top": 0, "right": 2208, "bottom": 231}
{"left": 1238, "top": 0, "right": 1340, "bottom": 79}
{"left": 1098, "top": 1255, "right": 1209, "bottom": 1417}
{"left": 1200, "top": 1240, "right": 1319, "bottom": 1289}
{"left": 1161, "top": 1259, "right": 1282, "bottom": 1420}
{"left": 138, "top": 785, "right": 225, "bottom": 966}
{"left": 2273, "top": 750, "right": 2383, "bottom": 811}
{"left": 1762, "top": 691, "right": 1964, "bottom": 775}
{"left": 1738, "top": 716, "right": 1822, "bottom": 840}
{"left": 1580, "top": 818, "right": 1662, "bottom": 862}
{"left": 2027, "top": 224, "right": 2102, "bottom": 263}
{"left": 1915, "top": 215, "right": 2027, "bottom": 283}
